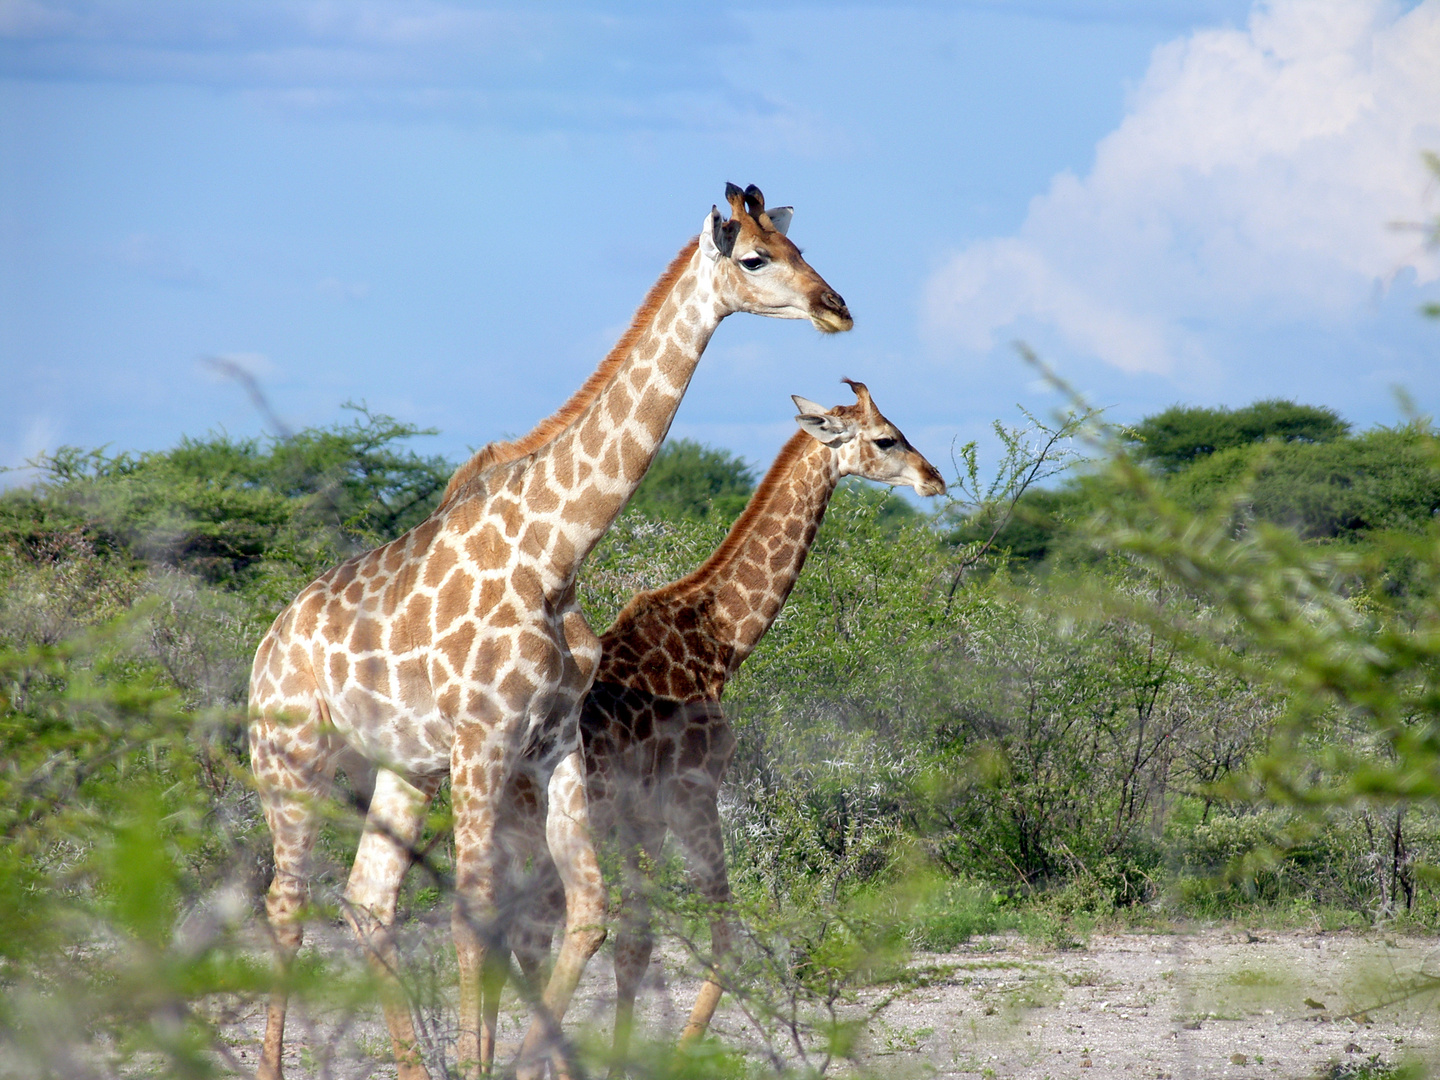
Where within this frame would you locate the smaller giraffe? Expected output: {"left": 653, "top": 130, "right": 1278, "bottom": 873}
{"left": 514, "top": 380, "right": 946, "bottom": 1064}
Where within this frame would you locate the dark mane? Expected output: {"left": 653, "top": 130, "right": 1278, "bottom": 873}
{"left": 436, "top": 237, "right": 701, "bottom": 511}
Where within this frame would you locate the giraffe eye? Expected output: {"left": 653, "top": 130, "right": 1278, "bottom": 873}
{"left": 874, "top": 437, "right": 898, "bottom": 450}
{"left": 738, "top": 255, "right": 767, "bottom": 271}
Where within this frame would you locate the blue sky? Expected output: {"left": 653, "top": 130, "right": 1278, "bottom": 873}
{"left": 2, "top": 0, "right": 1437, "bottom": 486}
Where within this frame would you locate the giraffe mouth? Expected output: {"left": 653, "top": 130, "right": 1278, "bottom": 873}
{"left": 810, "top": 308, "right": 854, "bottom": 334}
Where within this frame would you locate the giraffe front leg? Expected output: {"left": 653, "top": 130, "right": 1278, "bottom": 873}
{"left": 514, "top": 749, "right": 607, "bottom": 1080}
{"left": 343, "top": 767, "right": 439, "bottom": 1080}
{"left": 479, "top": 770, "right": 550, "bottom": 1076}
{"left": 451, "top": 725, "right": 508, "bottom": 1080}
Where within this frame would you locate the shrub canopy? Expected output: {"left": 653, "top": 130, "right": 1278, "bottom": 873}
{"left": 1127, "top": 399, "right": 1349, "bottom": 472}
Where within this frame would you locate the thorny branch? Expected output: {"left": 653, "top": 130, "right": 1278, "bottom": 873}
{"left": 943, "top": 357, "right": 1093, "bottom": 604}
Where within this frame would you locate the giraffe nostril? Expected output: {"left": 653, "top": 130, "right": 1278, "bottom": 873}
{"left": 821, "top": 290, "right": 847, "bottom": 314}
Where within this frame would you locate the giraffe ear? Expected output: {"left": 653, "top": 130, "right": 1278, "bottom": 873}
{"left": 792, "top": 395, "right": 827, "bottom": 416}
{"left": 766, "top": 206, "right": 793, "bottom": 235}
{"left": 793, "top": 396, "right": 855, "bottom": 446}
{"left": 700, "top": 206, "right": 739, "bottom": 260}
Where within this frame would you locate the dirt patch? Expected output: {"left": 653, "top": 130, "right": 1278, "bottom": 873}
{"left": 841, "top": 929, "right": 1438, "bottom": 1078}
{"left": 219, "top": 926, "right": 1439, "bottom": 1078}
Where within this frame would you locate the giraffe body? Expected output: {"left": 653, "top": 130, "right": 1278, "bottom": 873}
{"left": 248, "top": 185, "right": 851, "bottom": 1080}
{"left": 514, "top": 382, "right": 946, "bottom": 1062}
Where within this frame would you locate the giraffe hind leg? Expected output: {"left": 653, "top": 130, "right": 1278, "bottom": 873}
{"left": 608, "top": 824, "right": 665, "bottom": 1078}
{"left": 666, "top": 784, "right": 733, "bottom": 1047}
{"left": 511, "top": 852, "right": 564, "bottom": 990}
{"left": 249, "top": 695, "right": 339, "bottom": 1080}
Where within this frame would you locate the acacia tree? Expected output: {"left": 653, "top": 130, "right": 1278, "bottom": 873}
{"left": 1125, "top": 399, "right": 1349, "bottom": 472}
{"left": 1086, "top": 413, "right": 1440, "bottom": 926}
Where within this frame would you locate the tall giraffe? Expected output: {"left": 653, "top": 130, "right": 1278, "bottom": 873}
{"left": 247, "top": 184, "right": 852, "bottom": 1080}
{"left": 514, "top": 380, "right": 945, "bottom": 1064}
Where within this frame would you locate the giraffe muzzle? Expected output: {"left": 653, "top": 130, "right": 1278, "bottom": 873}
{"left": 811, "top": 289, "right": 853, "bottom": 334}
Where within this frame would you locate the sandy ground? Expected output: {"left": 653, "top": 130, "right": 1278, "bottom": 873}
{"left": 840, "top": 929, "right": 1438, "bottom": 1079}
{"left": 219, "top": 925, "right": 1439, "bottom": 1079}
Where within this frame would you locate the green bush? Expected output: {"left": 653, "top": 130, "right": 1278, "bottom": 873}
{"left": 5, "top": 389, "right": 1440, "bottom": 1075}
{"left": 1127, "top": 399, "right": 1349, "bottom": 472}
{"left": 4, "top": 404, "right": 451, "bottom": 594}
{"left": 1165, "top": 424, "right": 1440, "bottom": 540}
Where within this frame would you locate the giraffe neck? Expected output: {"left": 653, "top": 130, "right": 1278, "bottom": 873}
{"left": 437, "top": 240, "right": 704, "bottom": 512}
{"left": 680, "top": 431, "right": 839, "bottom": 668}
{"left": 498, "top": 243, "right": 727, "bottom": 593}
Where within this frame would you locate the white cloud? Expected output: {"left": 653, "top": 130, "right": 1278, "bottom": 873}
{"left": 0, "top": 1, "right": 785, "bottom": 133}
{"left": 924, "top": 0, "right": 1440, "bottom": 378}
{"left": 115, "top": 232, "right": 209, "bottom": 287}
{"left": 317, "top": 277, "right": 370, "bottom": 302}
{"left": 0, "top": 0, "right": 75, "bottom": 35}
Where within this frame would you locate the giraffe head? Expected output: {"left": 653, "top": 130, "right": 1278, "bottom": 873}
{"left": 698, "top": 182, "right": 853, "bottom": 333}
{"left": 792, "top": 379, "right": 947, "bottom": 497}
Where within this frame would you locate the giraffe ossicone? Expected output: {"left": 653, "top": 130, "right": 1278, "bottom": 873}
{"left": 247, "top": 184, "right": 850, "bottom": 1080}
{"left": 512, "top": 380, "right": 946, "bottom": 1067}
